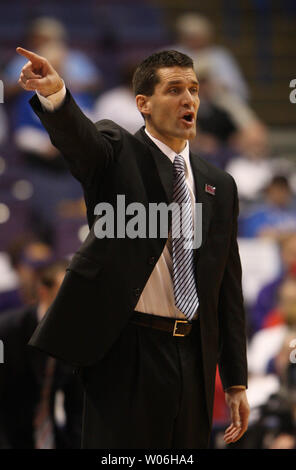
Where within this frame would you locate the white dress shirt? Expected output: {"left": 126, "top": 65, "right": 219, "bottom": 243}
{"left": 135, "top": 130, "right": 197, "bottom": 319}
{"left": 37, "top": 86, "right": 198, "bottom": 320}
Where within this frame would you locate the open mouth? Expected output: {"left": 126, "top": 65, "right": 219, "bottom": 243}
{"left": 180, "top": 112, "right": 195, "bottom": 125}
{"left": 183, "top": 114, "right": 193, "bottom": 122}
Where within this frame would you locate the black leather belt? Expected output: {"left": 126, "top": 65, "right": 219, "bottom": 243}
{"left": 130, "top": 311, "right": 197, "bottom": 337}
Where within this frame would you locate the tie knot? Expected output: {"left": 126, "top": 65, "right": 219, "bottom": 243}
{"left": 174, "top": 155, "right": 186, "bottom": 175}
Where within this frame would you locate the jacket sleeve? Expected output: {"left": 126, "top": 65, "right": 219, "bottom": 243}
{"left": 0, "top": 358, "right": 10, "bottom": 448}
{"left": 0, "top": 320, "right": 12, "bottom": 448}
{"left": 54, "top": 363, "right": 84, "bottom": 449}
{"left": 29, "top": 90, "right": 122, "bottom": 188}
{"left": 217, "top": 178, "right": 248, "bottom": 390}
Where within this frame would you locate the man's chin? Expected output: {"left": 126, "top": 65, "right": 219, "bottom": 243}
{"left": 187, "top": 129, "right": 196, "bottom": 140}
{"left": 156, "top": 126, "right": 196, "bottom": 143}
{"left": 179, "top": 128, "right": 196, "bottom": 141}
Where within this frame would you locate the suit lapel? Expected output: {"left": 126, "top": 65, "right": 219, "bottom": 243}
{"left": 134, "top": 128, "right": 215, "bottom": 246}
{"left": 25, "top": 308, "right": 47, "bottom": 384}
{"left": 190, "top": 152, "right": 215, "bottom": 248}
{"left": 134, "top": 127, "right": 174, "bottom": 204}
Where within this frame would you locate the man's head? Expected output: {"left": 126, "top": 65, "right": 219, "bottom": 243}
{"left": 26, "top": 17, "right": 67, "bottom": 50}
{"left": 7, "top": 235, "right": 54, "bottom": 304}
{"left": 133, "top": 50, "right": 199, "bottom": 152}
{"left": 265, "top": 176, "right": 292, "bottom": 208}
{"left": 175, "top": 13, "right": 213, "bottom": 51}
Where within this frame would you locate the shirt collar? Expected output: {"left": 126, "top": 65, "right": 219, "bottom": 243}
{"left": 145, "top": 128, "right": 190, "bottom": 173}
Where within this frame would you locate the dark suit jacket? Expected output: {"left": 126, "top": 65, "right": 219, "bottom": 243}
{"left": 0, "top": 306, "right": 83, "bottom": 449}
{"left": 28, "top": 90, "right": 248, "bottom": 425}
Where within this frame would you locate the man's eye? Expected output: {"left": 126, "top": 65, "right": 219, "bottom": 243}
{"left": 169, "top": 88, "right": 178, "bottom": 94}
{"left": 190, "top": 87, "right": 199, "bottom": 94}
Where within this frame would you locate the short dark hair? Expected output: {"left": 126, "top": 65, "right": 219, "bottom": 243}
{"left": 132, "top": 50, "right": 194, "bottom": 96}
{"left": 267, "top": 175, "right": 290, "bottom": 191}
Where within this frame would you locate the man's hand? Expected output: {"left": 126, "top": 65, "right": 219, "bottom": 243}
{"left": 16, "top": 47, "right": 64, "bottom": 97}
{"left": 224, "top": 389, "right": 250, "bottom": 444}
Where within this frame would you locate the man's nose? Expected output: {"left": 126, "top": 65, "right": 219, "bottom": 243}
{"left": 181, "top": 89, "right": 195, "bottom": 106}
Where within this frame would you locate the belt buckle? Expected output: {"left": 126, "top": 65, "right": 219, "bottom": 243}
{"left": 173, "top": 320, "right": 188, "bottom": 337}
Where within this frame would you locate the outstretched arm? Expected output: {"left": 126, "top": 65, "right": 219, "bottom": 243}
{"left": 16, "top": 47, "right": 117, "bottom": 187}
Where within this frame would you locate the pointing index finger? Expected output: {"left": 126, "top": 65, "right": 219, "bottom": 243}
{"left": 16, "top": 47, "right": 43, "bottom": 65}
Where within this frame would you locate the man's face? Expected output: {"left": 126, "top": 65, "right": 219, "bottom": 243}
{"left": 137, "top": 66, "right": 200, "bottom": 150}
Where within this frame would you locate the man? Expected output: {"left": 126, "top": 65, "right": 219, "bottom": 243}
{"left": 0, "top": 235, "right": 54, "bottom": 313}
{"left": 16, "top": 47, "right": 249, "bottom": 448}
{"left": 252, "top": 234, "right": 296, "bottom": 332}
{"left": 0, "top": 260, "right": 83, "bottom": 448}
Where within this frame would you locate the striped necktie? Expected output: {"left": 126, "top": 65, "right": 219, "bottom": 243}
{"left": 171, "top": 154, "right": 199, "bottom": 321}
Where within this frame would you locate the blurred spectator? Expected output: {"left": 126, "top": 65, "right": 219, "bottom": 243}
{"left": 226, "top": 133, "right": 273, "bottom": 204}
{"left": 191, "top": 60, "right": 238, "bottom": 169}
{"left": 4, "top": 16, "right": 102, "bottom": 102}
{"left": 240, "top": 176, "right": 296, "bottom": 239}
{"left": 248, "top": 277, "right": 296, "bottom": 375}
{"left": 252, "top": 234, "right": 296, "bottom": 332}
{"left": 263, "top": 268, "right": 296, "bottom": 329}
{"left": 166, "top": 17, "right": 272, "bottom": 174}
{"left": 273, "top": 330, "right": 296, "bottom": 384}
{"left": 0, "top": 107, "right": 8, "bottom": 145}
{"left": 192, "top": 60, "right": 237, "bottom": 170}
{"left": 245, "top": 331, "right": 296, "bottom": 449}
{"left": 190, "top": 56, "right": 268, "bottom": 170}
{"left": 93, "top": 60, "right": 143, "bottom": 133}
{"left": 244, "top": 386, "right": 296, "bottom": 448}
{"left": 168, "top": 12, "right": 249, "bottom": 100}
{"left": 267, "top": 432, "right": 296, "bottom": 449}
{"left": 13, "top": 40, "right": 93, "bottom": 158}
{"left": 196, "top": 71, "right": 237, "bottom": 144}
{"left": 0, "top": 259, "right": 83, "bottom": 449}
{"left": 0, "top": 235, "right": 54, "bottom": 313}
{"left": 271, "top": 155, "right": 296, "bottom": 196}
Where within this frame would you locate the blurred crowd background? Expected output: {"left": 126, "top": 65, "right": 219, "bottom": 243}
{"left": 0, "top": 0, "right": 296, "bottom": 450}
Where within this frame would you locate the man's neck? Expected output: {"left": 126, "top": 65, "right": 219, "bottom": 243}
{"left": 145, "top": 124, "right": 187, "bottom": 154}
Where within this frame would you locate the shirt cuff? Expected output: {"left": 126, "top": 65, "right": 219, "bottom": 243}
{"left": 225, "top": 385, "right": 246, "bottom": 392}
{"left": 36, "top": 82, "right": 66, "bottom": 112}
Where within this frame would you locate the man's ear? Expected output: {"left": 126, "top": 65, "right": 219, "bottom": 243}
{"left": 136, "top": 94, "right": 151, "bottom": 118}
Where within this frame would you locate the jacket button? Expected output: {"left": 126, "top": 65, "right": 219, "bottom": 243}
{"left": 133, "top": 287, "right": 141, "bottom": 298}
{"left": 148, "top": 256, "right": 156, "bottom": 265}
